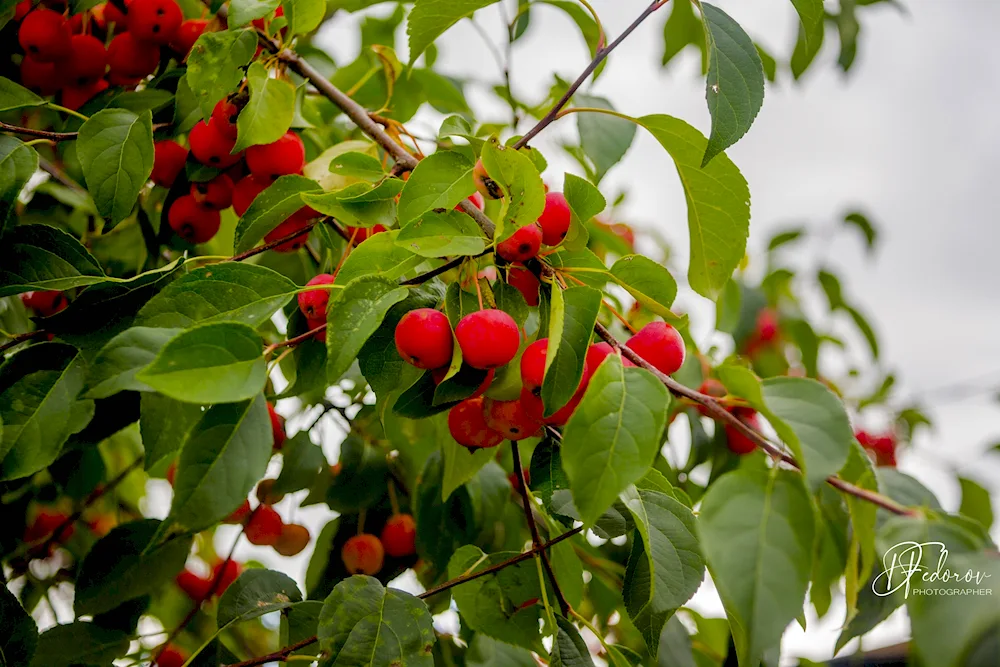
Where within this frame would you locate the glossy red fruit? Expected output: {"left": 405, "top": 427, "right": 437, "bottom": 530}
{"left": 20, "top": 56, "right": 64, "bottom": 96}
{"left": 625, "top": 321, "right": 685, "bottom": 376}
{"left": 65, "top": 34, "right": 107, "bottom": 86}
{"left": 724, "top": 407, "right": 760, "bottom": 455}
{"left": 342, "top": 534, "right": 384, "bottom": 575}
{"left": 297, "top": 273, "right": 336, "bottom": 320}
{"left": 157, "top": 644, "right": 187, "bottom": 667}
{"left": 448, "top": 397, "right": 504, "bottom": 450}
{"left": 255, "top": 478, "right": 285, "bottom": 505}
{"left": 394, "top": 308, "right": 453, "bottom": 370}
{"left": 18, "top": 8, "right": 72, "bottom": 63}
{"left": 210, "top": 98, "right": 240, "bottom": 140}
{"left": 506, "top": 264, "right": 540, "bottom": 306}
{"left": 431, "top": 367, "right": 494, "bottom": 398}
{"left": 151, "top": 140, "right": 188, "bottom": 187}
{"left": 170, "top": 18, "right": 208, "bottom": 57}
{"left": 380, "top": 514, "right": 416, "bottom": 558}
{"left": 223, "top": 499, "right": 252, "bottom": 524}
{"left": 496, "top": 223, "right": 543, "bottom": 263}
{"left": 267, "top": 402, "right": 285, "bottom": 449}
{"left": 537, "top": 192, "right": 571, "bottom": 246}
{"left": 175, "top": 569, "right": 213, "bottom": 601}
{"left": 472, "top": 159, "right": 502, "bottom": 199}
{"left": 519, "top": 339, "right": 548, "bottom": 394}
{"left": 856, "top": 430, "right": 897, "bottom": 467}
{"left": 23, "top": 508, "right": 73, "bottom": 548}
{"left": 14, "top": 0, "right": 31, "bottom": 21}
{"left": 305, "top": 316, "right": 326, "bottom": 342}
{"left": 519, "top": 386, "right": 581, "bottom": 427}
{"left": 232, "top": 174, "right": 269, "bottom": 217}
{"left": 212, "top": 558, "right": 242, "bottom": 594}
{"left": 455, "top": 191, "right": 484, "bottom": 212}
{"left": 695, "top": 378, "right": 727, "bottom": 416}
{"left": 245, "top": 505, "right": 283, "bottom": 546}
{"left": 345, "top": 224, "right": 387, "bottom": 244}
{"left": 189, "top": 119, "right": 242, "bottom": 169}
{"left": 21, "top": 290, "right": 68, "bottom": 317}
{"left": 264, "top": 211, "right": 312, "bottom": 252}
{"left": 455, "top": 310, "right": 520, "bottom": 370}
{"left": 275, "top": 523, "right": 310, "bottom": 556}
{"left": 190, "top": 174, "right": 234, "bottom": 210}
{"left": 127, "top": 0, "right": 182, "bottom": 43}
{"left": 583, "top": 342, "right": 618, "bottom": 382}
{"left": 483, "top": 397, "right": 541, "bottom": 441}
{"left": 246, "top": 131, "right": 305, "bottom": 181}
{"left": 755, "top": 308, "right": 780, "bottom": 342}
{"left": 61, "top": 79, "right": 109, "bottom": 111}
{"left": 168, "top": 195, "right": 221, "bottom": 244}
{"left": 106, "top": 32, "right": 160, "bottom": 82}
{"left": 103, "top": 1, "right": 129, "bottom": 30}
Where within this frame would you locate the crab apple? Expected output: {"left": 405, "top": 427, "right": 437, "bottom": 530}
{"left": 625, "top": 321, "right": 685, "bottom": 376}
{"left": 342, "top": 534, "right": 384, "bottom": 575}
{"left": 507, "top": 467, "right": 530, "bottom": 493}
{"left": 102, "top": 1, "right": 128, "bottom": 30}
{"left": 455, "top": 310, "right": 520, "bottom": 370}
{"left": 265, "top": 401, "right": 285, "bottom": 450}
{"left": 455, "top": 191, "right": 485, "bottom": 212}
{"left": 297, "top": 273, "right": 336, "bottom": 320}
{"left": 175, "top": 569, "right": 213, "bottom": 601}
{"left": 472, "top": 159, "right": 503, "bottom": 200}
{"left": 23, "top": 508, "right": 73, "bottom": 549}
{"left": 212, "top": 558, "right": 242, "bottom": 594}
{"left": 168, "top": 195, "right": 221, "bottom": 244}
{"left": 255, "top": 478, "right": 285, "bottom": 505}
{"left": 65, "top": 34, "right": 107, "bottom": 86}
{"left": 157, "top": 644, "right": 187, "bottom": 667}
{"left": 755, "top": 308, "right": 780, "bottom": 342}
{"left": 394, "top": 308, "right": 454, "bottom": 370}
{"left": 190, "top": 174, "right": 234, "bottom": 210}
{"left": 724, "top": 407, "right": 760, "bottom": 455}
{"left": 695, "top": 378, "right": 727, "bottom": 416}
{"left": 496, "top": 223, "right": 543, "bottom": 263}
{"left": 127, "top": 0, "right": 182, "bottom": 43}
{"left": 306, "top": 316, "right": 326, "bottom": 342}
{"left": 274, "top": 523, "right": 310, "bottom": 556}
{"left": 18, "top": 8, "right": 72, "bottom": 62}
{"left": 151, "top": 140, "right": 188, "bottom": 187}
{"left": 170, "top": 18, "right": 208, "bottom": 57}
{"left": 246, "top": 131, "right": 305, "bottom": 181}
{"left": 448, "top": 397, "right": 505, "bottom": 450}
{"left": 432, "top": 367, "right": 494, "bottom": 398}
{"left": 483, "top": 397, "right": 541, "bottom": 441}
{"left": 106, "top": 32, "right": 160, "bottom": 82}
{"left": 61, "top": 79, "right": 109, "bottom": 112}
{"left": 537, "top": 192, "right": 571, "bottom": 246}
{"left": 264, "top": 211, "right": 312, "bottom": 252}
{"left": 210, "top": 98, "right": 240, "bottom": 140}
{"left": 245, "top": 505, "right": 283, "bottom": 546}
{"left": 21, "top": 290, "right": 68, "bottom": 317}
{"left": 856, "top": 430, "right": 897, "bottom": 467}
{"left": 380, "top": 514, "right": 417, "bottom": 558}
{"left": 232, "top": 174, "right": 269, "bottom": 217}
{"left": 584, "top": 342, "right": 632, "bottom": 380}
{"left": 19, "top": 56, "right": 64, "bottom": 96}
{"left": 506, "top": 264, "right": 540, "bottom": 306}
{"left": 189, "top": 119, "right": 243, "bottom": 169}
{"left": 519, "top": 386, "right": 581, "bottom": 426}
{"left": 519, "top": 339, "right": 548, "bottom": 395}
{"left": 14, "top": 0, "right": 31, "bottom": 21}
{"left": 223, "top": 499, "right": 252, "bottom": 524}
{"left": 345, "top": 224, "right": 387, "bottom": 244}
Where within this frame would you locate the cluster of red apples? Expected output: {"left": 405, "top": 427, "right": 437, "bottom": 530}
{"left": 340, "top": 513, "right": 417, "bottom": 577}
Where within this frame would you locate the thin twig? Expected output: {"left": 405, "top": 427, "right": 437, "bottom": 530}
{"left": 0, "top": 121, "right": 78, "bottom": 141}
{"left": 400, "top": 249, "right": 493, "bottom": 286}
{"left": 222, "top": 636, "right": 319, "bottom": 667}
{"left": 227, "top": 219, "right": 320, "bottom": 262}
{"left": 0, "top": 330, "right": 48, "bottom": 354}
{"left": 264, "top": 323, "right": 326, "bottom": 356}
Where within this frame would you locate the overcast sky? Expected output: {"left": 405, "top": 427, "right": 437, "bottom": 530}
{"left": 169, "top": 2, "right": 1000, "bottom": 664}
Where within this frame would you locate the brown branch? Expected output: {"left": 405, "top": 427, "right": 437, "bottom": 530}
{"left": 223, "top": 636, "right": 319, "bottom": 667}
{"left": 227, "top": 219, "right": 320, "bottom": 262}
{"left": 264, "top": 322, "right": 325, "bottom": 355}
{"left": 0, "top": 121, "right": 78, "bottom": 141}
{"left": 399, "top": 249, "right": 493, "bottom": 286}
{"left": 0, "top": 330, "right": 48, "bottom": 354}
{"left": 512, "top": 0, "right": 670, "bottom": 150}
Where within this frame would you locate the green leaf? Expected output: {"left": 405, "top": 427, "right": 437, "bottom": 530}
{"left": 0, "top": 225, "right": 105, "bottom": 296}
{"left": 446, "top": 545, "right": 543, "bottom": 651}
{"left": 234, "top": 62, "right": 296, "bottom": 153}
{"left": 0, "top": 136, "right": 38, "bottom": 237}
{"left": 845, "top": 304, "right": 879, "bottom": 359}
{"left": 790, "top": 0, "right": 825, "bottom": 79}
{"left": 334, "top": 230, "right": 422, "bottom": 285}
{"left": 756, "top": 42, "right": 777, "bottom": 82}
{"left": 619, "top": 487, "right": 704, "bottom": 653}
{"left": 329, "top": 152, "right": 386, "bottom": 181}
{"left": 610, "top": 255, "right": 678, "bottom": 317}
{"left": 397, "top": 150, "right": 476, "bottom": 224}
{"left": 562, "top": 355, "right": 671, "bottom": 526}
{"left": 302, "top": 180, "right": 401, "bottom": 228}
{"left": 840, "top": 442, "right": 879, "bottom": 588}
{"left": 0, "top": 343, "right": 91, "bottom": 480}
{"left": 136, "top": 322, "right": 265, "bottom": 404}
{"left": 843, "top": 210, "right": 877, "bottom": 252}
{"left": 139, "top": 392, "right": 204, "bottom": 470}
{"left": 234, "top": 175, "right": 323, "bottom": 253}
{"left": 84, "top": 327, "right": 179, "bottom": 398}
{"left": 407, "top": 0, "right": 500, "bottom": 64}
{"left": 186, "top": 29, "right": 258, "bottom": 121}
{"left": 480, "top": 137, "right": 546, "bottom": 241}
{"left": 551, "top": 616, "right": 596, "bottom": 667}
{"left": 441, "top": 435, "right": 495, "bottom": 500}
{"left": 283, "top": 0, "right": 324, "bottom": 35}
{"left": 136, "top": 263, "right": 298, "bottom": 328}
{"left": 699, "top": 3, "right": 765, "bottom": 166}
{"left": 466, "top": 634, "right": 536, "bottom": 666}
{"left": 529, "top": 438, "right": 569, "bottom": 511}
{"left": 698, "top": 468, "right": 815, "bottom": 667}
{"left": 74, "top": 519, "right": 193, "bottom": 616}
{"left": 541, "top": 285, "right": 601, "bottom": 416}
{"left": 29, "top": 622, "right": 128, "bottom": 667}
{"left": 218, "top": 569, "right": 303, "bottom": 628}
{"left": 575, "top": 94, "right": 636, "bottom": 182}
{"left": 272, "top": 432, "right": 326, "bottom": 494}
{"left": 77, "top": 109, "right": 154, "bottom": 225}
{"left": 396, "top": 209, "right": 486, "bottom": 257}
{"left": 562, "top": 172, "right": 604, "bottom": 248}
{"left": 958, "top": 477, "right": 994, "bottom": 531}
{"left": 318, "top": 575, "right": 435, "bottom": 665}
{"left": 169, "top": 394, "right": 272, "bottom": 532}
{"left": 0, "top": 583, "right": 37, "bottom": 667}
{"left": 229, "top": 0, "right": 279, "bottom": 25}
{"left": 326, "top": 275, "right": 409, "bottom": 383}
{"left": 0, "top": 76, "right": 45, "bottom": 113}
{"left": 636, "top": 114, "right": 750, "bottom": 299}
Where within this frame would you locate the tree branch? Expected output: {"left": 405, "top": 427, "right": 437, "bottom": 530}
{"left": 223, "top": 636, "right": 319, "bottom": 667}
{"left": 227, "top": 219, "right": 321, "bottom": 262}
{"left": 0, "top": 121, "right": 78, "bottom": 141}
{"left": 511, "top": 440, "right": 570, "bottom": 615}
{"left": 399, "top": 249, "right": 493, "bottom": 286}
{"left": 0, "top": 330, "right": 48, "bottom": 354}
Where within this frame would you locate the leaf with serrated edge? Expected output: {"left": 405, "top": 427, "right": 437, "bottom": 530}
{"left": 186, "top": 29, "right": 258, "bottom": 120}
{"left": 218, "top": 569, "right": 303, "bottom": 628}
{"left": 541, "top": 286, "right": 601, "bottom": 416}
{"left": 397, "top": 150, "right": 475, "bottom": 224}
{"left": 326, "top": 276, "right": 409, "bottom": 383}
{"left": 234, "top": 62, "right": 296, "bottom": 152}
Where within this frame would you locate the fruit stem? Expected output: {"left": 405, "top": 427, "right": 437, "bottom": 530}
{"left": 601, "top": 299, "right": 637, "bottom": 334}
{"left": 473, "top": 268, "right": 485, "bottom": 310}
{"left": 386, "top": 480, "right": 400, "bottom": 516}
{"left": 356, "top": 508, "right": 366, "bottom": 535}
